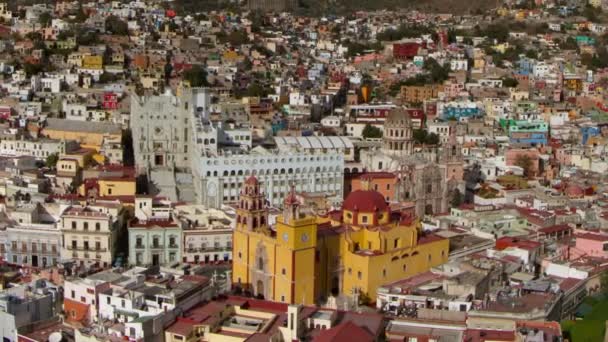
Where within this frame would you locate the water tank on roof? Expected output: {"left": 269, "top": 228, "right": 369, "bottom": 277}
{"left": 49, "top": 332, "right": 62, "bottom": 342}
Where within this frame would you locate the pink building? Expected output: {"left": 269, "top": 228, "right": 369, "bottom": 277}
{"left": 571, "top": 232, "right": 608, "bottom": 260}
{"left": 555, "top": 146, "right": 574, "bottom": 166}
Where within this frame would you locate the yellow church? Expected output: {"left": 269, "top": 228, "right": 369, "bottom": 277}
{"left": 232, "top": 176, "right": 449, "bottom": 305}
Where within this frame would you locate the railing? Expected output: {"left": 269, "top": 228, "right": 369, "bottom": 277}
{"left": 67, "top": 246, "right": 107, "bottom": 252}
{"left": 185, "top": 247, "right": 231, "bottom": 253}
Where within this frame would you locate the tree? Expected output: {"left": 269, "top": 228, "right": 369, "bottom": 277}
{"left": 39, "top": 11, "right": 52, "bottom": 27}
{"left": 451, "top": 189, "right": 463, "bottom": 208}
{"left": 183, "top": 65, "right": 209, "bottom": 87}
{"left": 218, "top": 29, "right": 249, "bottom": 46}
{"left": 362, "top": 124, "right": 382, "bottom": 139}
{"left": 601, "top": 271, "right": 608, "bottom": 294}
{"left": 413, "top": 129, "right": 428, "bottom": 144}
{"left": 514, "top": 154, "right": 533, "bottom": 178}
{"left": 502, "top": 77, "right": 519, "bottom": 88}
{"left": 426, "top": 132, "right": 440, "bottom": 145}
{"left": 105, "top": 15, "right": 129, "bottom": 36}
{"left": 46, "top": 153, "right": 59, "bottom": 169}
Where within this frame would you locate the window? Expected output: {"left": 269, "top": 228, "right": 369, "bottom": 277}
{"left": 121, "top": 300, "right": 125, "bottom": 308}
{"left": 81, "top": 296, "right": 86, "bottom": 303}
{"left": 71, "top": 290, "right": 75, "bottom": 299}
{"left": 258, "top": 257, "right": 264, "bottom": 270}
{"left": 95, "top": 223, "right": 100, "bottom": 231}
{"left": 107, "top": 297, "right": 111, "bottom": 304}
{"left": 361, "top": 215, "right": 368, "bottom": 224}
{"left": 83, "top": 222, "right": 89, "bottom": 230}
{"left": 71, "top": 221, "right": 76, "bottom": 229}
{"left": 382, "top": 269, "right": 387, "bottom": 278}
{"left": 282, "top": 268, "right": 286, "bottom": 275}
{"left": 394, "top": 238, "right": 399, "bottom": 248}
{"left": 357, "top": 271, "right": 362, "bottom": 280}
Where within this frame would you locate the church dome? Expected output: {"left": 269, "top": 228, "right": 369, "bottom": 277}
{"left": 343, "top": 190, "right": 388, "bottom": 213}
{"left": 382, "top": 107, "right": 414, "bottom": 156}
{"left": 385, "top": 107, "right": 412, "bottom": 128}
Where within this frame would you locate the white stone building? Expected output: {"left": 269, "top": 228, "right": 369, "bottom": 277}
{"left": 176, "top": 204, "right": 235, "bottom": 264}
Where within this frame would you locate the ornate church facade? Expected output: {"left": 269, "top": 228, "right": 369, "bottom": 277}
{"left": 361, "top": 108, "right": 464, "bottom": 216}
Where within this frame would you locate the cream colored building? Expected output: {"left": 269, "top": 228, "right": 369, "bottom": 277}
{"left": 60, "top": 203, "right": 124, "bottom": 267}
{"left": 175, "top": 204, "right": 235, "bottom": 264}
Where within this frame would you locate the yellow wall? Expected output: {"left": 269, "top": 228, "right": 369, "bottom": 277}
{"left": 100, "top": 179, "right": 135, "bottom": 196}
{"left": 82, "top": 55, "right": 103, "bottom": 69}
{"left": 233, "top": 203, "right": 449, "bottom": 304}
{"left": 78, "top": 179, "right": 135, "bottom": 197}
{"left": 44, "top": 129, "right": 120, "bottom": 151}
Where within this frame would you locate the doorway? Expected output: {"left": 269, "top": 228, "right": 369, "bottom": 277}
{"left": 32, "top": 255, "right": 38, "bottom": 267}
{"left": 152, "top": 254, "right": 160, "bottom": 266}
{"left": 154, "top": 155, "right": 164, "bottom": 166}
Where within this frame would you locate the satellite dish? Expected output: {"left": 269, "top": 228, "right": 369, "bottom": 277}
{"left": 49, "top": 332, "right": 62, "bottom": 342}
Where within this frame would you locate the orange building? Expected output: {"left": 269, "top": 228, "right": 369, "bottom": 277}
{"left": 401, "top": 84, "right": 442, "bottom": 103}
{"left": 345, "top": 172, "right": 398, "bottom": 202}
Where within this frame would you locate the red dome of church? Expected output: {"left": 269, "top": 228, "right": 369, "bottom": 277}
{"left": 245, "top": 175, "right": 258, "bottom": 185}
{"left": 343, "top": 190, "right": 388, "bottom": 212}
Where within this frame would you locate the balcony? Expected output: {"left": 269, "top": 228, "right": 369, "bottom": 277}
{"left": 150, "top": 244, "right": 163, "bottom": 250}
{"left": 134, "top": 244, "right": 145, "bottom": 249}
{"left": 67, "top": 246, "right": 107, "bottom": 252}
{"left": 168, "top": 244, "right": 179, "bottom": 249}
{"left": 185, "top": 247, "right": 231, "bottom": 253}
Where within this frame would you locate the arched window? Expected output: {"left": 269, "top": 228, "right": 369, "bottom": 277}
{"left": 95, "top": 223, "right": 101, "bottom": 231}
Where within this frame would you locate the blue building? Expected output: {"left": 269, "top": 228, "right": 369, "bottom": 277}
{"left": 441, "top": 103, "right": 481, "bottom": 120}
{"left": 508, "top": 120, "right": 549, "bottom": 146}
{"left": 581, "top": 126, "right": 601, "bottom": 145}
{"left": 517, "top": 56, "right": 535, "bottom": 76}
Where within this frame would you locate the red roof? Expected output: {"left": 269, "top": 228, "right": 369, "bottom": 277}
{"left": 313, "top": 321, "right": 374, "bottom": 342}
{"left": 350, "top": 172, "right": 396, "bottom": 180}
{"left": 342, "top": 190, "right": 388, "bottom": 213}
{"left": 393, "top": 42, "right": 421, "bottom": 59}
{"left": 539, "top": 224, "right": 572, "bottom": 235}
{"left": 495, "top": 237, "right": 541, "bottom": 251}
{"left": 576, "top": 232, "right": 608, "bottom": 242}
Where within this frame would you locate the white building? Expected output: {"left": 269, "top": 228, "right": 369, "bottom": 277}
{"left": 176, "top": 204, "right": 234, "bottom": 264}
{"left": 3, "top": 203, "right": 61, "bottom": 268}
{"left": 59, "top": 204, "right": 123, "bottom": 268}
{"left": 0, "top": 137, "right": 78, "bottom": 160}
